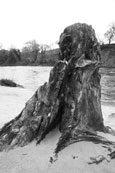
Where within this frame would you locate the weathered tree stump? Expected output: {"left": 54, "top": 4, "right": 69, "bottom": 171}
{"left": 0, "top": 23, "right": 114, "bottom": 153}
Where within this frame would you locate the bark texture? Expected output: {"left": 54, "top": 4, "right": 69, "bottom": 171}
{"left": 0, "top": 23, "right": 114, "bottom": 153}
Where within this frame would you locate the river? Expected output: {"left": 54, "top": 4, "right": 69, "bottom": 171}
{"left": 0, "top": 66, "right": 115, "bottom": 129}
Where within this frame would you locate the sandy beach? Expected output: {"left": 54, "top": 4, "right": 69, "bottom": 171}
{"left": 0, "top": 126, "right": 115, "bottom": 173}
{"left": 0, "top": 68, "right": 115, "bottom": 173}
{"left": 0, "top": 0, "right": 115, "bottom": 171}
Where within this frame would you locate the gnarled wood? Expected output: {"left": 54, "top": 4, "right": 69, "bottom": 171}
{"left": 0, "top": 23, "right": 114, "bottom": 153}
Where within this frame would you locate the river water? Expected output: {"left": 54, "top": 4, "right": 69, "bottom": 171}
{"left": 0, "top": 66, "right": 115, "bottom": 130}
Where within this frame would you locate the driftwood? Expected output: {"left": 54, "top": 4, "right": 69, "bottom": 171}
{"left": 0, "top": 79, "right": 23, "bottom": 88}
{"left": 0, "top": 23, "right": 115, "bottom": 154}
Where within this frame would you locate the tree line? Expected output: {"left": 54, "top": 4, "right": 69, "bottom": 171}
{"left": 0, "top": 40, "right": 58, "bottom": 66}
{"left": 99, "top": 22, "right": 115, "bottom": 45}
{"left": 0, "top": 22, "right": 115, "bottom": 66}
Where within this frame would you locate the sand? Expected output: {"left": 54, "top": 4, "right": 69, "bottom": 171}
{"left": 0, "top": 103, "right": 115, "bottom": 173}
{"left": 0, "top": 127, "right": 115, "bottom": 173}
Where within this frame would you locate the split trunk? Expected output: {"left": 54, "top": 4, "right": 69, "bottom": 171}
{"left": 0, "top": 23, "right": 113, "bottom": 153}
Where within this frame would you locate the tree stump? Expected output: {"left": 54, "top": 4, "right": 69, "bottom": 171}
{"left": 0, "top": 23, "right": 114, "bottom": 153}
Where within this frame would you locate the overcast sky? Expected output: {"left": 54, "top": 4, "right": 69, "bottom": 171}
{"left": 0, "top": 0, "right": 115, "bottom": 49}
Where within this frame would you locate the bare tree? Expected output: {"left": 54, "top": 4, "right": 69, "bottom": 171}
{"left": 22, "top": 40, "right": 40, "bottom": 63}
{"left": 104, "top": 23, "right": 115, "bottom": 44}
{"left": 40, "top": 44, "right": 50, "bottom": 54}
{"left": 39, "top": 44, "right": 50, "bottom": 62}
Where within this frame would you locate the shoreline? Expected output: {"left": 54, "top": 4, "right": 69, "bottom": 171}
{"left": 0, "top": 127, "right": 115, "bottom": 173}
{"left": 0, "top": 103, "right": 115, "bottom": 172}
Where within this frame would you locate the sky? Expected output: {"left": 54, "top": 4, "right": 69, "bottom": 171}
{"left": 0, "top": 0, "right": 115, "bottom": 49}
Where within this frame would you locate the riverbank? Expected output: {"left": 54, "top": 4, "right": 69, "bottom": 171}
{"left": 1, "top": 44, "right": 115, "bottom": 67}
{"left": 0, "top": 127, "right": 115, "bottom": 173}
{"left": 0, "top": 66, "right": 115, "bottom": 172}
{"left": 0, "top": 104, "right": 115, "bottom": 173}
